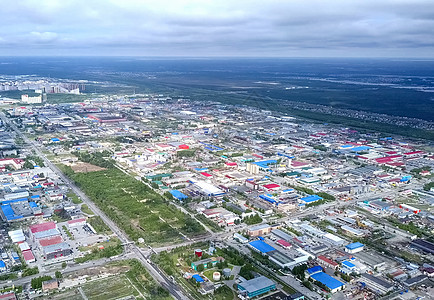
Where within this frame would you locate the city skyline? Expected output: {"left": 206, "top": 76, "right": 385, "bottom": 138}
{"left": 0, "top": 0, "right": 433, "bottom": 57}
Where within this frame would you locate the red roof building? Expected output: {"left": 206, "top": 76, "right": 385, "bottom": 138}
{"left": 200, "top": 172, "right": 212, "bottom": 178}
{"left": 38, "top": 236, "right": 63, "bottom": 247}
{"left": 263, "top": 183, "right": 280, "bottom": 190}
{"left": 317, "top": 255, "right": 339, "bottom": 269}
{"left": 276, "top": 239, "right": 291, "bottom": 248}
{"left": 178, "top": 144, "right": 189, "bottom": 150}
{"left": 0, "top": 292, "right": 17, "bottom": 300}
{"left": 22, "top": 250, "right": 35, "bottom": 263}
{"left": 30, "top": 222, "right": 56, "bottom": 233}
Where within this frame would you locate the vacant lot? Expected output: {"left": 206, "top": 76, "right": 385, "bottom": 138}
{"left": 67, "top": 167, "right": 205, "bottom": 245}
{"left": 71, "top": 162, "right": 106, "bottom": 173}
{"left": 82, "top": 275, "right": 139, "bottom": 300}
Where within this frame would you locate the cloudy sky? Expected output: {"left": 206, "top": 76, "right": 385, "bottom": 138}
{"left": 1, "top": 0, "right": 433, "bottom": 57}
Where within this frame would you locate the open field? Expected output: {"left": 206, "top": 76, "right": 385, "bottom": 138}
{"left": 61, "top": 166, "right": 205, "bottom": 245}
{"left": 71, "top": 162, "right": 106, "bottom": 173}
{"left": 82, "top": 275, "right": 139, "bottom": 300}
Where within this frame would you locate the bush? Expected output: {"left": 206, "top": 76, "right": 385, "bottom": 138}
{"left": 31, "top": 276, "right": 52, "bottom": 289}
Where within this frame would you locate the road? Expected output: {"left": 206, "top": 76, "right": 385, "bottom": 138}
{"left": 0, "top": 112, "right": 189, "bottom": 300}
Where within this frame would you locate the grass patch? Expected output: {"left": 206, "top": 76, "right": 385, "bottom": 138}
{"left": 75, "top": 238, "right": 122, "bottom": 263}
{"left": 81, "top": 204, "right": 94, "bottom": 215}
{"left": 67, "top": 192, "right": 83, "bottom": 204}
{"left": 63, "top": 167, "right": 205, "bottom": 246}
{"left": 88, "top": 216, "right": 112, "bottom": 234}
{"left": 81, "top": 275, "right": 138, "bottom": 300}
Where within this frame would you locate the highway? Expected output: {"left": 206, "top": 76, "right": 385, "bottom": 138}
{"left": 0, "top": 112, "right": 190, "bottom": 300}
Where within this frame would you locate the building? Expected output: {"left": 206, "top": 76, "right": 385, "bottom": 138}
{"left": 21, "top": 94, "right": 43, "bottom": 104}
{"left": 247, "top": 223, "right": 279, "bottom": 237}
{"left": 237, "top": 276, "right": 276, "bottom": 298}
{"left": 317, "top": 255, "right": 339, "bottom": 270}
{"left": 410, "top": 239, "right": 434, "bottom": 254}
{"left": 345, "top": 242, "right": 364, "bottom": 254}
{"left": 42, "top": 279, "right": 59, "bottom": 292}
{"left": 191, "top": 257, "right": 224, "bottom": 271}
{"left": 360, "top": 273, "right": 394, "bottom": 295}
{"left": 233, "top": 233, "right": 249, "bottom": 243}
{"left": 42, "top": 242, "right": 72, "bottom": 260}
{"left": 248, "top": 240, "right": 276, "bottom": 254}
{"left": 0, "top": 292, "right": 17, "bottom": 300}
{"left": 309, "top": 272, "right": 345, "bottom": 293}
{"left": 402, "top": 275, "right": 428, "bottom": 287}
{"left": 285, "top": 292, "right": 305, "bottom": 300}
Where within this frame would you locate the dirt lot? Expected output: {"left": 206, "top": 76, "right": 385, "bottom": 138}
{"left": 71, "top": 162, "right": 106, "bottom": 173}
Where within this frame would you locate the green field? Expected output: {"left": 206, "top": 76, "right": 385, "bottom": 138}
{"left": 61, "top": 166, "right": 205, "bottom": 245}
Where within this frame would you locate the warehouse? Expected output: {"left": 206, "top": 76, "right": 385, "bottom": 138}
{"left": 237, "top": 276, "right": 276, "bottom": 298}
{"left": 300, "top": 195, "right": 323, "bottom": 204}
{"left": 317, "top": 255, "right": 339, "bottom": 270}
{"left": 247, "top": 223, "right": 280, "bottom": 237}
{"left": 410, "top": 239, "right": 434, "bottom": 255}
{"left": 360, "top": 273, "right": 394, "bottom": 295}
{"left": 345, "top": 242, "right": 364, "bottom": 253}
{"left": 248, "top": 240, "right": 275, "bottom": 254}
{"left": 310, "top": 272, "right": 345, "bottom": 293}
{"left": 169, "top": 190, "right": 188, "bottom": 201}
{"left": 192, "top": 180, "right": 225, "bottom": 197}
{"left": 271, "top": 229, "right": 293, "bottom": 242}
{"left": 322, "top": 232, "right": 345, "bottom": 246}
{"left": 8, "top": 229, "right": 25, "bottom": 243}
{"left": 42, "top": 242, "right": 72, "bottom": 260}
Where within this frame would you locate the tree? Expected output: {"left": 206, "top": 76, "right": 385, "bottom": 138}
{"left": 62, "top": 262, "right": 67, "bottom": 269}
{"left": 207, "top": 262, "right": 213, "bottom": 269}
{"left": 196, "top": 264, "right": 204, "bottom": 272}
{"left": 55, "top": 271, "right": 62, "bottom": 279}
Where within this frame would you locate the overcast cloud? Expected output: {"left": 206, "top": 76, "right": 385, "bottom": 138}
{"left": 0, "top": 0, "right": 433, "bottom": 57}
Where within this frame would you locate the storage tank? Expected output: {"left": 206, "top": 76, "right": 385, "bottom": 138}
{"left": 194, "top": 249, "right": 203, "bottom": 258}
{"left": 213, "top": 272, "right": 221, "bottom": 281}
{"left": 223, "top": 268, "right": 231, "bottom": 277}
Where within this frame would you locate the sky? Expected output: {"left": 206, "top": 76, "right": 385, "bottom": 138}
{"left": 1, "top": 0, "right": 433, "bottom": 57}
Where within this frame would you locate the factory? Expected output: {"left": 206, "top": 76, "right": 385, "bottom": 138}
{"left": 237, "top": 276, "right": 276, "bottom": 298}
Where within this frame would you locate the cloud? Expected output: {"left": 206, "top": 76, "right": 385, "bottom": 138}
{"left": 0, "top": 0, "right": 432, "bottom": 56}
{"left": 29, "top": 31, "right": 59, "bottom": 43}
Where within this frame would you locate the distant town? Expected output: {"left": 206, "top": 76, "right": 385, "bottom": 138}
{"left": 0, "top": 84, "right": 432, "bottom": 300}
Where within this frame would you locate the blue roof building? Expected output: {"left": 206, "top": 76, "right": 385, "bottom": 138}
{"left": 0, "top": 260, "right": 5, "bottom": 269}
{"left": 253, "top": 160, "right": 277, "bottom": 169}
{"left": 300, "top": 195, "right": 323, "bottom": 204}
{"left": 310, "top": 272, "right": 345, "bottom": 293}
{"left": 307, "top": 266, "right": 323, "bottom": 275}
{"left": 192, "top": 274, "right": 204, "bottom": 283}
{"left": 248, "top": 240, "right": 276, "bottom": 254}
{"left": 345, "top": 242, "right": 364, "bottom": 253}
{"left": 169, "top": 190, "right": 188, "bottom": 201}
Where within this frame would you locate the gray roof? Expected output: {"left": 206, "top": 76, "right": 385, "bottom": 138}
{"left": 271, "top": 229, "right": 293, "bottom": 241}
{"left": 43, "top": 242, "right": 71, "bottom": 254}
{"left": 238, "top": 276, "right": 275, "bottom": 293}
{"left": 34, "top": 228, "right": 60, "bottom": 239}
{"left": 361, "top": 273, "right": 393, "bottom": 289}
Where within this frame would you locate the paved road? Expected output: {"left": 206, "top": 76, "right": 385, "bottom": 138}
{"left": 0, "top": 113, "right": 189, "bottom": 300}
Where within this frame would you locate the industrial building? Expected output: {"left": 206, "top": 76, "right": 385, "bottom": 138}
{"left": 410, "top": 239, "right": 434, "bottom": 254}
{"left": 42, "top": 242, "right": 72, "bottom": 260}
{"left": 237, "top": 276, "right": 276, "bottom": 298}
{"left": 247, "top": 223, "right": 280, "bottom": 237}
{"left": 345, "top": 242, "right": 364, "bottom": 253}
{"left": 309, "top": 272, "right": 345, "bottom": 293}
{"left": 360, "top": 273, "right": 394, "bottom": 295}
